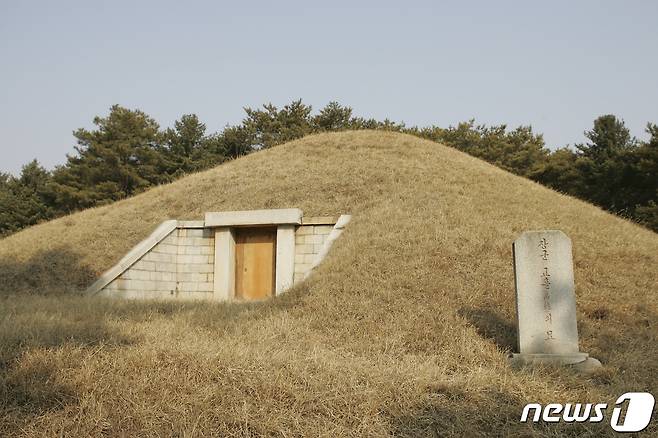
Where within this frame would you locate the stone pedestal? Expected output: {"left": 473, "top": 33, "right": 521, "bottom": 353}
{"left": 510, "top": 230, "right": 601, "bottom": 373}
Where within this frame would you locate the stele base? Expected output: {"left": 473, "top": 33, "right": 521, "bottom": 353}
{"left": 510, "top": 353, "right": 602, "bottom": 374}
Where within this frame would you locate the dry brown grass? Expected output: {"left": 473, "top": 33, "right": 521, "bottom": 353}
{"left": 0, "top": 130, "right": 656, "bottom": 436}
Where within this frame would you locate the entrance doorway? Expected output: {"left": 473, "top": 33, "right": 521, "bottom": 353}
{"left": 234, "top": 227, "right": 276, "bottom": 300}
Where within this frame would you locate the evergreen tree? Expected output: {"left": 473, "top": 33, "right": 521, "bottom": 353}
{"left": 0, "top": 173, "right": 16, "bottom": 235}
{"left": 634, "top": 124, "right": 658, "bottom": 205}
{"left": 313, "top": 102, "right": 353, "bottom": 131}
{"left": 242, "top": 99, "right": 313, "bottom": 148}
{"left": 160, "top": 114, "right": 224, "bottom": 177}
{"left": 578, "top": 115, "right": 634, "bottom": 158}
{"left": 632, "top": 124, "right": 658, "bottom": 230}
{"left": 47, "top": 105, "right": 163, "bottom": 212}
{"left": 220, "top": 125, "right": 253, "bottom": 159}
{"left": 0, "top": 161, "right": 53, "bottom": 235}
{"left": 530, "top": 147, "right": 580, "bottom": 194}
{"left": 574, "top": 115, "right": 637, "bottom": 213}
{"left": 430, "top": 121, "right": 549, "bottom": 177}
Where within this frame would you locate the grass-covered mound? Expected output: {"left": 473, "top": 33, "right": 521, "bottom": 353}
{"left": 0, "top": 131, "right": 656, "bottom": 436}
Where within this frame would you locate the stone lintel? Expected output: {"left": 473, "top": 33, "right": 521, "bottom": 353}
{"left": 204, "top": 208, "right": 302, "bottom": 227}
{"left": 301, "top": 216, "right": 338, "bottom": 225}
{"left": 177, "top": 220, "right": 206, "bottom": 228}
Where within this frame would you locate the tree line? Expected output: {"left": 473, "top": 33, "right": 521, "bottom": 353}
{"left": 1, "top": 100, "right": 656, "bottom": 235}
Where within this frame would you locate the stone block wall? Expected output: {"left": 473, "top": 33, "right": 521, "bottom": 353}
{"left": 101, "top": 226, "right": 214, "bottom": 300}
{"left": 176, "top": 228, "right": 215, "bottom": 297}
{"left": 293, "top": 224, "right": 334, "bottom": 283}
{"left": 92, "top": 213, "right": 348, "bottom": 301}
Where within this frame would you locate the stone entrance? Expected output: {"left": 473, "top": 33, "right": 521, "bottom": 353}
{"left": 86, "top": 209, "right": 351, "bottom": 301}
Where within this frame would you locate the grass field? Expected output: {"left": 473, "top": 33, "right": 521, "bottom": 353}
{"left": 1, "top": 131, "right": 656, "bottom": 436}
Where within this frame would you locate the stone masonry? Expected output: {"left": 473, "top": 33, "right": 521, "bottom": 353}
{"left": 293, "top": 223, "right": 334, "bottom": 284}
{"left": 90, "top": 211, "right": 351, "bottom": 301}
{"left": 101, "top": 224, "right": 215, "bottom": 300}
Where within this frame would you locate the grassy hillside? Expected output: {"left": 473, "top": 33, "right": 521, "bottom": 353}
{"left": 1, "top": 131, "right": 656, "bottom": 436}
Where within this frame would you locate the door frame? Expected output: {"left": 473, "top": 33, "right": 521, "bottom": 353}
{"left": 208, "top": 209, "right": 300, "bottom": 302}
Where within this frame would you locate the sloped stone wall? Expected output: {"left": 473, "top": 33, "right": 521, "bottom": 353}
{"left": 101, "top": 226, "right": 214, "bottom": 300}
{"left": 293, "top": 224, "right": 334, "bottom": 284}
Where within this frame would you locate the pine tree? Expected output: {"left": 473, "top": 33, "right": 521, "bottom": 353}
{"left": 574, "top": 115, "right": 637, "bottom": 213}
{"left": 431, "top": 121, "right": 549, "bottom": 177}
{"left": 633, "top": 124, "right": 658, "bottom": 231}
{"left": 160, "top": 114, "right": 224, "bottom": 177}
{"left": 47, "top": 105, "right": 163, "bottom": 212}
{"left": 220, "top": 125, "right": 253, "bottom": 159}
{"left": 0, "top": 161, "right": 53, "bottom": 235}
{"left": 313, "top": 102, "right": 353, "bottom": 131}
{"left": 242, "top": 99, "right": 313, "bottom": 149}
{"left": 530, "top": 147, "right": 580, "bottom": 194}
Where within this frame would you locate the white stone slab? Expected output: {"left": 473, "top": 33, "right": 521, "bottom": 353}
{"left": 213, "top": 227, "right": 235, "bottom": 301}
{"left": 204, "top": 208, "right": 302, "bottom": 227}
{"left": 275, "top": 225, "right": 295, "bottom": 295}
{"left": 511, "top": 230, "right": 601, "bottom": 371}
{"left": 513, "top": 230, "right": 579, "bottom": 354}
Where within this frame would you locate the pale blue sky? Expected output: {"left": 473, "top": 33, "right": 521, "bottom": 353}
{"left": 1, "top": 0, "right": 657, "bottom": 174}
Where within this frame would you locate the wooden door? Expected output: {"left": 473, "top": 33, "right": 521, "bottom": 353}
{"left": 235, "top": 227, "right": 276, "bottom": 300}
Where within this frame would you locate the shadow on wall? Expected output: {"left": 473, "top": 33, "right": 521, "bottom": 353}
{"left": 458, "top": 307, "right": 517, "bottom": 353}
{"left": 0, "top": 246, "right": 96, "bottom": 296}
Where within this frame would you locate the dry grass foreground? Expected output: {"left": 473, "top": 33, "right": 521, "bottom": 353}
{"left": 0, "top": 131, "right": 656, "bottom": 437}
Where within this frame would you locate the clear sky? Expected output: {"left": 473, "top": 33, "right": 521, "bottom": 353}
{"left": 1, "top": 0, "right": 657, "bottom": 174}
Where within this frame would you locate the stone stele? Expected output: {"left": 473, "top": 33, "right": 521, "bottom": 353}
{"left": 510, "top": 230, "right": 601, "bottom": 372}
